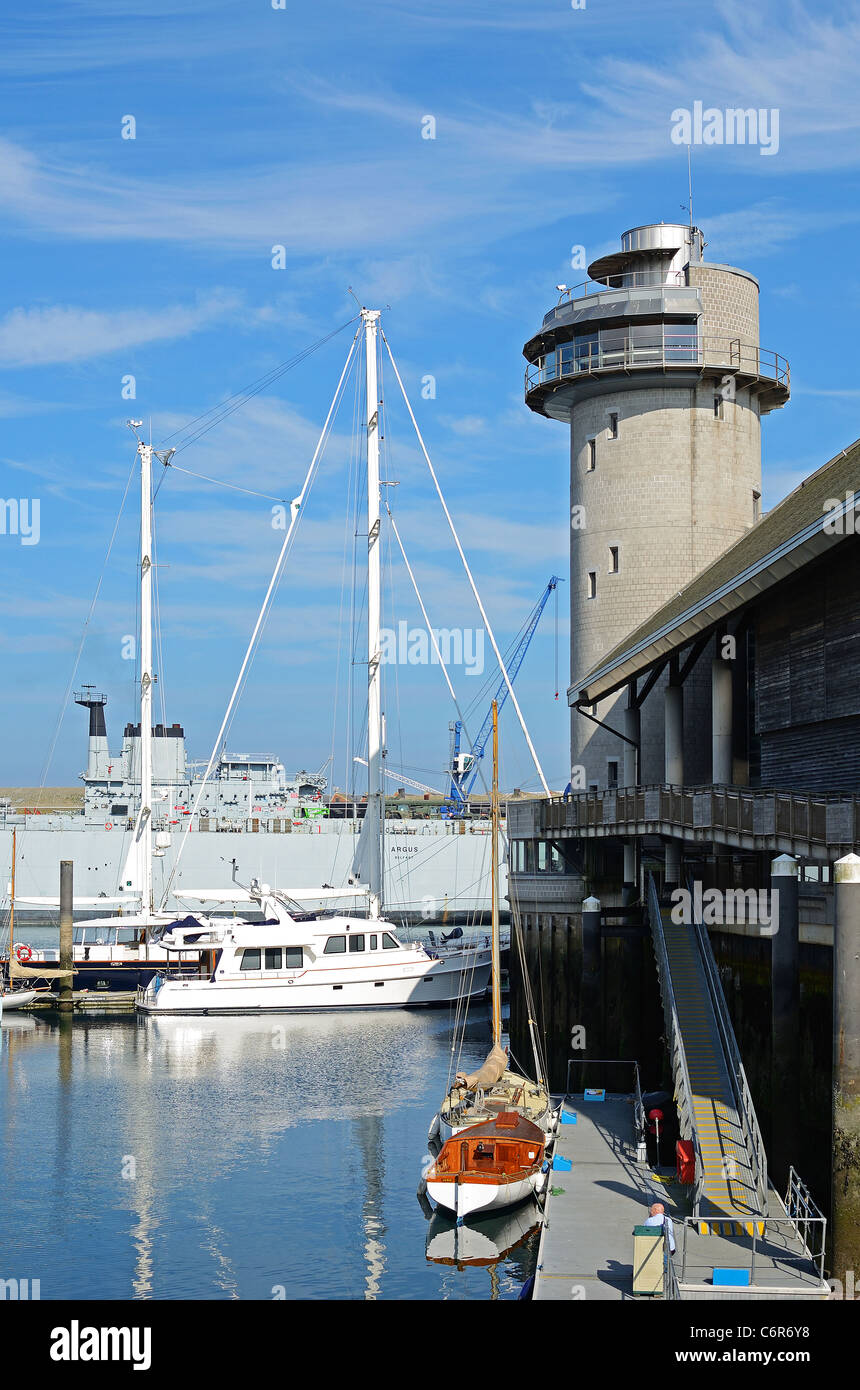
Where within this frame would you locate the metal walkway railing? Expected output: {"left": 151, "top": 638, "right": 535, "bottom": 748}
{"left": 646, "top": 874, "right": 766, "bottom": 1230}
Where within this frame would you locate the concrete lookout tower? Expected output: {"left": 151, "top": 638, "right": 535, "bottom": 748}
{"left": 523, "top": 222, "right": 789, "bottom": 795}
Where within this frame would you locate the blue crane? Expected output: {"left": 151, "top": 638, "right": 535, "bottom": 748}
{"left": 443, "top": 576, "right": 562, "bottom": 818}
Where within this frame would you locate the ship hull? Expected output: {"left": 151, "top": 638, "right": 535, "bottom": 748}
{"left": 2, "top": 819, "right": 503, "bottom": 921}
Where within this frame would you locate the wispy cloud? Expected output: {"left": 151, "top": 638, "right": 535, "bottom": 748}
{"left": 0, "top": 292, "right": 239, "bottom": 368}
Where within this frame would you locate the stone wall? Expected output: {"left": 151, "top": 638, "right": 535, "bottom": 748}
{"left": 570, "top": 382, "right": 761, "bottom": 785}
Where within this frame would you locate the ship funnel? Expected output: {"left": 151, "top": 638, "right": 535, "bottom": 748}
{"left": 74, "top": 687, "right": 111, "bottom": 780}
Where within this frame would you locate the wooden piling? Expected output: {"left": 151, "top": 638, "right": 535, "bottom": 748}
{"left": 58, "top": 860, "right": 74, "bottom": 1012}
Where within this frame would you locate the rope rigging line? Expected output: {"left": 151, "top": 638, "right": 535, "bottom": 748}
{"left": 382, "top": 501, "right": 493, "bottom": 808}
{"left": 159, "top": 462, "right": 290, "bottom": 504}
{"left": 159, "top": 328, "right": 362, "bottom": 909}
{"left": 155, "top": 317, "right": 360, "bottom": 456}
{"left": 28, "top": 450, "right": 140, "bottom": 822}
{"left": 380, "top": 329, "right": 551, "bottom": 800}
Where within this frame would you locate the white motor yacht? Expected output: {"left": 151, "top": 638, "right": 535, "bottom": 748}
{"left": 137, "top": 882, "right": 491, "bottom": 1015}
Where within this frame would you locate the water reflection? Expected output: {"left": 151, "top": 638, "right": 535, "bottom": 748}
{"left": 1, "top": 1005, "right": 537, "bottom": 1299}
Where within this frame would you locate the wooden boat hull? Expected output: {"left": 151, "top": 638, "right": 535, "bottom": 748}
{"left": 426, "top": 1112, "right": 547, "bottom": 1221}
{"left": 427, "top": 1169, "right": 545, "bottom": 1220}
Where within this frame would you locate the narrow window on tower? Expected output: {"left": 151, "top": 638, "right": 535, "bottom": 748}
{"left": 587, "top": 437, "right": 596, "bottom": 471}
{"left": 587, "top": 570, "right": 597, "bottom": 599}
{"left": 713, "top": 394, "right": 724, "bottom": 420}
{"left": 609, "top": 545, "right": 619, "bottom": 574}
{"left": 607, "top": 760, "right": 619, "bottom": 790}
{"left": 608, "top": 412, "right": 619, "bottom": 439}
{"left": 753, "top": 489, "right": 762, "bottom": 523}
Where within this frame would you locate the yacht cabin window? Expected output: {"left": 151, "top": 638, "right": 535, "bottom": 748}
{"left": 323, "top": 936, "right": 347, "bottom": 954}
{"left": 239, "top": 948, "right": 261, "bottom": 971}
{"left": 369, "top": 934, "right": 378, "bottom": 950}
{"left": 284, "top": 947, "right": 303, "bottom": 969}
{"left": 382, "top": 934, "right": 400, "bottom": 950}
{"left": 348, "top": 934, "right": 365, "bottom": 953}
{"left": 265, "top": 948, "right": 281, "bottom": 970}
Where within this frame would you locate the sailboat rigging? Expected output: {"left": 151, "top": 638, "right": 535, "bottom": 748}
{"left": 424, "top": 704, "right": 556, "bottom": 1220}
{"left": 137, "top": 308, "right": 493, "bottom": 1014}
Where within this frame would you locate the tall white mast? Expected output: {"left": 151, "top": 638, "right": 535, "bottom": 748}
{"left": 363, "top": 309, "right": 383, "bottom": 919}
{"left": 490, "top": 700, "right": 501, "bottom": 1046}
{"left": 138, "top": 439, "right": 154, "bottom": 917}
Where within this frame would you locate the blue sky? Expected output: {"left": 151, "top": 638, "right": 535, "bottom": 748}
{"left": 1, "top": 0, "right": 858, "bottom": 792}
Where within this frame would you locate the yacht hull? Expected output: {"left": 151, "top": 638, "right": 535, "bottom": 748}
{"left": 425, "top": 1113, "right": 548, "bottom": 1222}
{"left": 0, "top": 989, "right": 41, "bottom": 1011}
{"left": 137, "top": 949, "right": 491, "bottom": 1014}
{"left": 426, "top": 1171, "right": 544, "bottom": 1220}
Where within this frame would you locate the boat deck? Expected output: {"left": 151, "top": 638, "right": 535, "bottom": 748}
{"left": 533, "top": 1093, "right": 828, "bottom": 1301}
{"left": 441, "top": 1070, "right": 548, "bottom": 1127}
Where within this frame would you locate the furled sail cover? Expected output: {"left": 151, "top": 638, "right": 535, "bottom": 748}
{"left": 456, "top": 1043, "right": 507, "bottom": 1090}
{"left": 10, "top": 959, "right": 73, "bottom": 979}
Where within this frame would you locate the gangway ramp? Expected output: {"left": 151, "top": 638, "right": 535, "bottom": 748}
{"left": 661, "top": 918, "right": 760, "bottom": 1227}
{"left": 647, "top": 875, "right": 768, "bottom": 1232}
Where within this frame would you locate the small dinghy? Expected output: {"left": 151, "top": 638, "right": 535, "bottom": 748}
{"left": 425, "top": 1111, "right": 547, "bottom": 1221}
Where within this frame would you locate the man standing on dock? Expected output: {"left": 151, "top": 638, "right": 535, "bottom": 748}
{"left": 644, "top": 1202, "right": 676, "bottom": 1254}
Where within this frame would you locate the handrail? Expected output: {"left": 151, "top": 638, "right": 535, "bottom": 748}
{"left": 646, "top": 874, "right": 705, "bottom": 1216}
{"left": 564, "top": 1056, "right": 645, "bottom": 1138}
{"left": 785, "top": 1166, "right": 827, "bottom": 1279}
{"left": 686, "top": 876, "right": 768, "bottom": 1214}
{"left": 525, "top": 335, "right": 789, "bottom": 392}
{"left": 541, "top": 782, "right": 857, "bottom": 851}
{"left": 677, "top": 1213, "right": 827, "bottom": 1290}
{"left": 663, "top": 1234, "right": 681, "bottom": 1300}
{"left": 549, "top": 270, "right": 687, "bottom": 305}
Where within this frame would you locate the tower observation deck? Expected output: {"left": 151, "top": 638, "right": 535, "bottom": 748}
{"left": 523, "top": 222, "right": 790, "bottom": 796}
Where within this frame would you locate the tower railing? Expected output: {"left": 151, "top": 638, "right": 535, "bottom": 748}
{"left": 553, "top": 270, "right": 687, "bottom": 302}
{"left": 525, "top": 335, "right": 789, "bottom": 393}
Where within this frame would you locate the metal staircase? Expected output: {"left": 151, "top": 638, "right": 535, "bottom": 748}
{"left": 647, "top": 874, "right": 768, "bottom": 1234}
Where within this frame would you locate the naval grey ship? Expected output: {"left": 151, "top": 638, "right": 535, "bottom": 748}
{"left": 2, "top": 688, "right": 501, "bottom": 924}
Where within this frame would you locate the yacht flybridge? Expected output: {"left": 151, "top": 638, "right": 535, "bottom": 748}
{"left": 137, "top": 880, "right": 491, "bottom": 1014}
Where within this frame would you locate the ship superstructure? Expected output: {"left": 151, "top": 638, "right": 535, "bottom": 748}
{"left": 73, "top": 687, "right": 327, "bottom": 831}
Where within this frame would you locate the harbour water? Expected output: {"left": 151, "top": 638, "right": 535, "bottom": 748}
{"left": 0, "top": 987, "right": 538, "bottom": 1300}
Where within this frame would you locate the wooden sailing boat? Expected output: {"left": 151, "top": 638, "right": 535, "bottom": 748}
{"left": 425, "top": 703, "right": 552, "bottom": 1220}
{"left": 430, "top": 702, "right": 553, "bottom": 1143}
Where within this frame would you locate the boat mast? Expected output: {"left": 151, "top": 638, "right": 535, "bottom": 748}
{"left": 138, "top": 438, "right": 154, "bottom": 918}
{"left": 363, "top": 309, "right": 383, "bottom": 919}
{"left": 491, "top": 700, "right": 501, "bottom": 1045}
{"left": 9, "top": 826, "right": 15, "bottom": 975}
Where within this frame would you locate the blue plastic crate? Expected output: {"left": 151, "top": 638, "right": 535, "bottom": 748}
{"left": 713, "top": 1268, "right": 751, "bottom": 1287}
